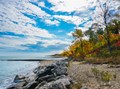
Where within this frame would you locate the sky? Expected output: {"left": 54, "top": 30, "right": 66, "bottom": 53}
{"left": 0, "top": 0, "right": 119, "bottom": 58}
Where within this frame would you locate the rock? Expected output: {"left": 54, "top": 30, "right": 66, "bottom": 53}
{"left": 36, "top": 76, "right": 72, "bottom": 89}
{"left": 35, "top": 81, "right": 47, "bottom": 89}
{"left": 35, "top": 61, "right": 68, "bottom": 80}
{"left": 35, "top": 68, "right": 54, "bottom": 81}
{"left": 7, "top": 86, "right": 16, "bottom": 89}
{"left": 7, "top": 81, "right": 28, "bottom": 89}
{"left": 56, "top": 61, "right": 68, "bottom": 67}
{"left": 23, "top": 81, "right": 38, "bottom": 89}
{"left": 49, "top": 82, "right": 65, "bottom": 89}
{"left": 52, "top": 66, "right": 67, "bottom": 76}
{"left": 37, "top": 75, "right": 55, "bottom": 83}
{"left": 14, "top": 75, "right": 26, "bottom": 83}
{"left": 7, "top": 60, "right": 72, "bottom": 89}
{"left": 33, "top": 66, "right": 46, "bottom": 74}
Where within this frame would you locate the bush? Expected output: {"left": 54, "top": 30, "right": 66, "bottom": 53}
{"left": 71, "top": 83, "right": 82, "bottom": 89}
{"left": 91, "top": 68, "right": 113, "bottom": 83}
{"left": 101, "top": 71, "right": 112, "bottom": 82}
{"left": 91, "top": 67, "right": 100, "bottom": 76}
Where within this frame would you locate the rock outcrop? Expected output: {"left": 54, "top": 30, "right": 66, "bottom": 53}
{"left": 7, "top": 60, "right": 72, "bottom": 89}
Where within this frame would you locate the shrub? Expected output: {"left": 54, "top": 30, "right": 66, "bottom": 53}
{"left": 91, "top": 68, "right": 113, "bottom": 84}
{"left": 71, "top": 83, "right": 82, "bottom": 89}
{"left": 101, "top": 71, "right": 112, "bottom": 82}
{"left": 91, "top": 67, "right": 100, "bottom": 77}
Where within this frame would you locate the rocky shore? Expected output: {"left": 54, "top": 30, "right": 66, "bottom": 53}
{"left": 7, "top": 60, "right": 120, "bottom": 89}
{"left": 7, "top": 60, "right": 73, "bottom": 89}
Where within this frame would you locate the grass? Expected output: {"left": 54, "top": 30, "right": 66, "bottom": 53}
{"left": 70, "top": 83, "right": 82, "bottom": 89}
{"left": 85, "top": 56, "right": 120, "bottom": 64}
{"left": 91, "top": 67, "right": 113, "bottom": 84}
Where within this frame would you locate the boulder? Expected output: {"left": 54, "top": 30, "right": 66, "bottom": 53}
{"left": 7, "top": 81, "right": 28, "bottom": 89}
{"left": 36, "top": 76, "right": 72, "bottom": 89}
{"left": 14, "top": 75, "right": 26, "bottom": 83}
{"left": 37, "top": 75, "right": 55, "bottom": 83}
{"left": 33, "top": 66, "right": 46, "bottom": 74}
{"left": 52, "top": 66, "right": 67, "bottom": 76}
{"left": 23, "top": 81, "right": 38, "bottom": 89}
{"left": 7, "top": 60, "right": 72, "bottom": 89}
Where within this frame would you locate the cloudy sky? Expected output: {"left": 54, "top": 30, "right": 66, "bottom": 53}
{"left": 0, "top": 0, "right": 119, "bottom": 58}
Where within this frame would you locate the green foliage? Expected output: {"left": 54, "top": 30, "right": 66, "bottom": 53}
{"left": 91, "top": 68, "right": 113, "bottom": 82}
{"left": 71, "top": 83, "right": 82, "bottom": 89}
{"left": 60, "top": 18, "right": 120, "bottom": 63}
{"left": 101, "top": 71, "right": 112, "bottom": 82}
{"left": 91, "top": 67, "right": 100, "bottom": 76}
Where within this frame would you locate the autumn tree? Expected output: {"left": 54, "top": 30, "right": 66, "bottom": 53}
{"left": 72, "top": 29, "right": 85, "bottom": 59}
{"left": 92, "top": 0, "right": 120, "bottom": 54}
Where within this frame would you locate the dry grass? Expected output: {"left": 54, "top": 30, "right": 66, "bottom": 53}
{"left": 85, "top": 56, "right": 120, "bottom": 64}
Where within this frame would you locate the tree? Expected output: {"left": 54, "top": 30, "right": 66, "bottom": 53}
{"left": 72, "top": 29, "right": 85, "bottom": 59}
{"left": 108, "top": 19, "right": 120, "bottom": 34}
{"left": 92, "top": 0, "right": 120, "bottom": 54}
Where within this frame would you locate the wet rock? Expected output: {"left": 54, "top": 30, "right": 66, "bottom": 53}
{"left": 14, "top": 75, "right": 26, "bottom": 83}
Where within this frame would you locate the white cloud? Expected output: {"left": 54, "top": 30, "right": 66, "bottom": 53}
{"left": 0, "top": 35, "right": 70, "bottom": 50}
{"left": 91, "top": 0, "right": 120, "bottom": 27}
{"left": 75, "top": 27, "right": 88, "bottom": 32}
{"left": 67, "top": 31, "right": 73, "bottom": 36}
{"left": 21, "top": 2, "right": 50, "bottom": 17}
{"left": 44, "top": 19, "right": 60, "bottom": 26}
{"left": 54, "top": 15, "right": 89, "bottom": 26}
{"left": 48, "top": 0, "right": 93, "bottom": 12}
{"left": 41, "top": 39, "right": 71, "bottom": 47}
{"left": 38, "top": 2, "right": 46, "bottom": 7}
{"left": 0, "top": 0, "right": 55, "bottom": 38}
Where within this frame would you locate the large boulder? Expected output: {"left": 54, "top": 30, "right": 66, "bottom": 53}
{"left": 35, "top": 61, "right": 68, "bottom": 81}
{"left": 52, "top": 65, "right": 67, "bottom": 76}
{"left": 36, "top": 76, "right": 72, "bottom": 89}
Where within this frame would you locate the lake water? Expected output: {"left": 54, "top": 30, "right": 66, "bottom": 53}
{"left": 0, "top": 59, "right": 39, "bottom": 89}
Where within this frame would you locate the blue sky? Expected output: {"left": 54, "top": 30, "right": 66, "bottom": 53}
{"left": 0, "top": 0, "right": 119, "bottom": 58}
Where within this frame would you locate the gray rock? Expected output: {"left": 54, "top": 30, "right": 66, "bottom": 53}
{"left": 8, "top": 61, "right": 71, "bottom": 89}
{"left": 7, "top": 81, "right": 28, "bottom": 89}
{"left": 52, "top": 66, "right": 67, "bottom": 76}
{"left": 23, "top": 81, "right": 38, "bottom": 89}
{"left": 33, "top": 66, "right": 46, "bottom": 74}
{"left": 14, "top": 75, "right": 26, "bottom": 83}
{"left": 37, "top": 75, "right": 55, "bottom": 83}
{"left": 37, "top": 76, "right": 72, "bottom": 89}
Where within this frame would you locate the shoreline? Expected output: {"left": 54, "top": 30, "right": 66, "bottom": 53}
{"left": 6, "top": 60, "right": 120, "bottom": 89}
{"left": 7, "top": 60, "right": 72, "bottom": 89}
{"left": 0, "top": 57, "right": 66, "bottom": 62}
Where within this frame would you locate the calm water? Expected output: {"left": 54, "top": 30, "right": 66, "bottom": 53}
{"left": 0, "top": 60, "right": 39, "bottom": 89}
